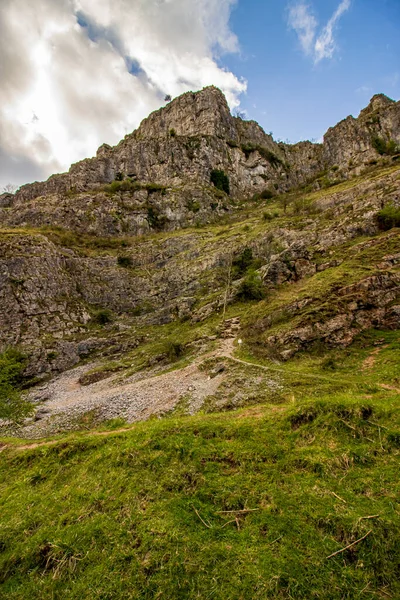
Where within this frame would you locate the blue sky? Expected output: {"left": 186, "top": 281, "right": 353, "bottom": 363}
{"left": 224, "top": 0, "right": 400, "bottom": 142}
{"left": 1, "top": 0, "right": 399, "bottom": 188}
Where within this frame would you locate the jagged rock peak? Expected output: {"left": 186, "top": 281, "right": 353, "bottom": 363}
{"left": 360, "top": 93, "right": 396, "bottom": 117}
{"left": 132, "top": 86, "right": 237, "bottom": 141}
{"left": 11, "top": 86, "right": 400, "bottom": 206}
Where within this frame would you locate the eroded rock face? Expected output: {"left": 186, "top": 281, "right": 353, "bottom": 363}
{"left": 13, "top": 87, "right": 290, "bottom": 208}
{"left": 0, "top": 87, "right": 399, "bottom": 373}
{"left": 11, "top": 88, "right": 400, "bottom": 215}
{"left": 323, "top": 95, "right": 400, "bottom": 174}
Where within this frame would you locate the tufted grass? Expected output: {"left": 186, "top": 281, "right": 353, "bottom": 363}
{"left": 0, "top": 162, "right": 399, "bottom": 598}
{"left": 0, "top": 384, "right": 399, "bottom": 599}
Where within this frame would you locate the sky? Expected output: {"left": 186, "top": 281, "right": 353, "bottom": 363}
{"left": 0, "top": 0, "right": 399, "bottom": 190}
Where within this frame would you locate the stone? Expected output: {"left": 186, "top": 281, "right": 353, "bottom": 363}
{"left": 210, "top": 364, "right": 226, "bottom": 378}
{"left": 0, "top": 86, "right": 399, "bottom": 373}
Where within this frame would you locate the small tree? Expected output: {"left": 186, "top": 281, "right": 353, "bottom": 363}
{"left": 236, "top": 270, "right": 265, "bottom": 301}
{"left": 222, "top": 253, "right": 233, "bottom": 319}
{"left": 210, "top": 170, "right": 230, "bottom": 195}
{"left": 1, "top": 183, "right": 17, "bottom": 194}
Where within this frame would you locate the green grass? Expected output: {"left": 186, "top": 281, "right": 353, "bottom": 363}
{"left": 0, "top": 349, "right": 33, "bottom": 424}
{"left": 1, "top": 161, "right": 400, "bottom": 597}
{"left": 233, "top": 328, "right": 400, "bottom": 399}
{"left": 0, "top": 388, "right": 399, "bottom": 599}
{"left": 238, "top": 228, "right": 400, "bottom": 351}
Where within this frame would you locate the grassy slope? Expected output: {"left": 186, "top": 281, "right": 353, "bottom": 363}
{"left": 1, "top": 333, "right": 400, "bottom": 599}
{"left": 1, "top": 163, "right": 400, "bottom": 598}
{"left": 239, "top": 228, "right": 400, "bottom": 352}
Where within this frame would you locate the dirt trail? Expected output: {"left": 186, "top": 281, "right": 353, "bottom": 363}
{"left": 6, "top": 427, "right": 137, "bottom": 452}
{"left": 378, "top": 383, "right": 400, "bottom": 394}
{"left": 10, "top": 327, "right": 241, "bottom": 439}
{"left": 361, "top": 346, "right": 388, "bottom": 371}
{"left": 3, "top": 318, "right": 399, "bottom": 445}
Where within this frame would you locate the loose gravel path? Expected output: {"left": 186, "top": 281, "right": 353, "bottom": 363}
{"left": 16, "top": 338, "right": 236, "bottom": 439}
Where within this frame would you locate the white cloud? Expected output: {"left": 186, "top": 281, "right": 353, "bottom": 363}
{"left": 288, "top": 0, "right": 351, "bottom": 64}
{"left": 287, "top": 3, "right": 317, "bottom": 57}
{"left": 356, "top": 85, "right": 372, "bottom": 94}
{"left": 0, "top": 0, "right": 246, "bottom": 188}
{"left": 314, "top": 0, "right": 351, "bottom": 62}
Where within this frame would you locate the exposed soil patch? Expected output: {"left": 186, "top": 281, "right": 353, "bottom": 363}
{"left": 378, "top": 383, "right": 400, "bottom": 394}
{"left": 361, "top": 345, "right": 388, "bottom": 371}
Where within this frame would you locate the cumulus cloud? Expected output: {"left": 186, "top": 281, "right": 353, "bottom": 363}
{"left": 288, "top": 0, "right": 351, "bottom": 64}
{"left": 0, "top": 0, "right": 246, "bottom": 188}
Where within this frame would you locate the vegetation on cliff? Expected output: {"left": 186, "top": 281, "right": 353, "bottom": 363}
{"left": 0, "top": 88, "right": 399, "bottom": 598}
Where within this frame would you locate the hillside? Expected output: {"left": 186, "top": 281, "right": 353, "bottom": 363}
{"left": 1, "top": 350, "right": 400, "bottom": 598}
{"left": 0, "top": 87, "right": 399, "bottom": 598}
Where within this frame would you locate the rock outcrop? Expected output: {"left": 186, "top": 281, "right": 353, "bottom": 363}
{"left": 0, "top": 87, "right": 399, "bottom": 374}
{"left": 6, "top": 88, "right": 400, "bottom": 217}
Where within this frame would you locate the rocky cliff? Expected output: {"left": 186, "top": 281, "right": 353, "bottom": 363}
{"left": 0, "top": 87, "right": 399, "bottom": 380}
{"left": 2, "top": 88, "right": 399, "bottom": 232}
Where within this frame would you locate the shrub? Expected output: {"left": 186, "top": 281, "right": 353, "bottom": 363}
{"left": 162, "top": 341, "right": 184, "bottom": 362}
{"left": 292, "top": 199, "right": 304, "bottom": 215}
{"left": 115, "top": 172, "right": 124, "bottom": 181}
{"left": 263, "top": 212, "right": 274, "bottom": 221}
{"left": 117, "top": 256, "right": 133, "bottom": 268}
{"left": 253, "top": 188, "right": 276, "bottom": 202}
{"left": 376, "top": 204, "right": 400, "bottom": 230}
{"left": 169, "top": 128, "right": 176, "bottom": 137}
{"left": 186, "top": 199, "right": 201, "bottom": 213}
{"left": 92, "top": 309, "right": 113, "bottom": 326}
{"left": 232, "top": 247, "right": 254, "bottom": 277}
{"left": 372, "top": 136, "right": 387, "bottom": 155}
{"left": 210, "top": 170, "right": 230, "bottom": 195}
{"left": 372, "top": 135, "right": 399, "bottom": 156}
{"left": 104, "top": 180, "right": 166, "bottom": 195}
{"left": 260, "top": 188, "right": 275, "bottom": 200}
{"left": 236, "top": 270, "right": 265, "bottom": 301}
{"left": 387, "top": 139, "right": 399, "bottom": 154}
{"left": 241, "top": 144, "right": 283, "bottom": 167}
{"left": 65, "top": 186, "right": 78, "bottom": 198}
{"left": 0, "top": 349, "right": 33, "bottom": 424}
{"left": 104, "top": 180, "right": 139, "bottom": 194}
{"left": 232, "top": 247, "right": 262, "bottom": 280}
{"left": 145, "top": 183, "right": 166, "bottom": 195}
{"left": 146, "top": 205, "right": 167, "bottom": 230}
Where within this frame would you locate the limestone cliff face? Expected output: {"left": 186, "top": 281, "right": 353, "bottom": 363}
{"left": 6, "top": 88, "right": 399, "bottom": 243}
{"left": 1, "top": 163, "right": 399, "bottom": 374}
{"left": 0, "top": 88, "right": 399, "bottom": 375}
{"left": 13, "top": 87, "right": 286, "bottom": 205}
{"left": 323, "top": 94, "right": 400, "bottom": 173}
